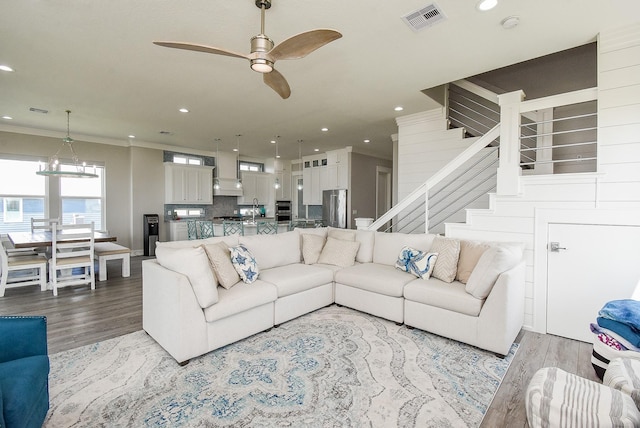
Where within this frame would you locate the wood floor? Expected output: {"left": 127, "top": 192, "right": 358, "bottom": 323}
{"left": 0, "top": 256, "right": 600, "bottom": 427}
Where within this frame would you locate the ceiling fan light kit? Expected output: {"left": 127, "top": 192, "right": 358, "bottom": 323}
{"left": 153, "top": 0, "right": 341, "bottom": 99}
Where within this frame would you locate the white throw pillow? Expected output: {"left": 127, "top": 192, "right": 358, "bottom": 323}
{"left": 155, "top": 245, "right": 218, "bottom": 308}
{"left": 302, "top": 233, "right": 326, "bottom": 265}
{"left": 465, "top": 244, "right": 523, "bottom": 299}
{"left": 230, "top": 244, "right": 259, "bottom": 283}
{"left": 317, "top": 237, "right": 360, "bottom": 267}
{"left": 395, "top": 245, "right": 438, "bottom": 280}
{"left": 430, "top": 236, "right": 460, "bottom": 283}
{"left": 201, "top": 242, "right": 241, "bottom": 289}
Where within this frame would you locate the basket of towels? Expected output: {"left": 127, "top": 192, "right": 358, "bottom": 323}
{"left": 591, "top": 299, "right": 640, "bottom": 379}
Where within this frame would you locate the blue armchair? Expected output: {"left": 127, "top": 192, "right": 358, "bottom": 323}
{"left": 0, "top": 316, "right": 50, "bottom": 428}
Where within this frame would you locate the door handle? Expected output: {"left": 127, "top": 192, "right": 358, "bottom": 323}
{"left": 549, "top": 242, "right": 567, "bottom": 252}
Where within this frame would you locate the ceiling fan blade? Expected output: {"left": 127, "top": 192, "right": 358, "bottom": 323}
{"left": 153, "top": 41, "right": 248, "bottom": 59}
{"left": 263, "top": 68, "right": 291, "bottom": 99}
{"left": 269, "top": 29, "right": 342, "bottom": 61}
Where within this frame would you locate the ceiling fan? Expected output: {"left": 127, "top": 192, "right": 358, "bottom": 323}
{"left": 153, "top": 0, "right": 342, "bottom": 99}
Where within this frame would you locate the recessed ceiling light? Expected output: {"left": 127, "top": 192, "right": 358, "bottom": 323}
{"left": 501, "top": 15, "right": 520, "bottom": 29}
{"left": 179, "top": 108, "right": 189, "bottom": 113}
{"left": 363, "top": 139, "right": 370, "bottom": 143}
{"left": 476, "top": 0, "right": 497, "bottom": 11}
{"left": 2, "top": 115, "right": 13, "bottom": 120}
{"left": 394, "top": 106, "right": 404, "bottom": 112}
{"left": 128, "top": 135, "right": 136, "bottom": 139}
{"left": 0, "top": 65, "right": 14, "bottom": 72}
{"left": 270, "top": 140, "right": 276, "bottom": 144}
{"left": 321, "top": 127, "right": 329, "bottom": 132}
{"left": 233, "top": 148, "right": 239, "bottom": 152}
{"left": 314, "top": 148, "right": 320, "bottom": 152}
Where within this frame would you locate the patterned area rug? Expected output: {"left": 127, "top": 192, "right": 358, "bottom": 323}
{"left": 45, "top": 306, "right": 517, "bottom": 427}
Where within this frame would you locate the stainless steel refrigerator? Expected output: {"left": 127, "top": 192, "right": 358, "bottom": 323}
{"left": 322, "top": 189, "right": 347, "bottom": 228}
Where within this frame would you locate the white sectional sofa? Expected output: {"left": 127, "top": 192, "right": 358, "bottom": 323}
{"left": 142, "top": 228, "right": 525, "bottom": 364}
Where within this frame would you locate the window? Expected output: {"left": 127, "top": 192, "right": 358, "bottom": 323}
{"left": 173, "top": 208, "right": 203, "bottom": 218}
{"left": 0, "top": 159, "right": 46, "bottom": 233}
{"left": 239, "top": 161, "right": 264, "bottom": 172}
{"left": 3, "top": 198, "right": 23, "bottom": 223}
{"left": 61, "top": 165, "right": 105, "bottom": 230}
{"left": 173, "top": 155, "right": 202, "bottom": 166}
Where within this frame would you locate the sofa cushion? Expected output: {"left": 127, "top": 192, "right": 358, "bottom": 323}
{"left": 335, "top": 263, "right": 414, "bottom": 297}
{"left": 526, "top": 367, "right": 640, "bottom": 428}
{"left": 430, "top": 236, "right": 460, "bottom": 283}
{"left": 465, "top": 244, "right": 523, "bottom": 299}
{"left": 230, "top": 244, "right": 259, "bottom": 283}
{"left": 355, "top": 229, "right": 375, "bottom": 263}
{"left": 317, "top": 237, "right": 360, "bottom": 267}
{"left": 604, "top": 358, "right": 640, "bottom": 405}
{"left": 456, "top": 240, "right": 491, "bottom": 284}
{"left": 155, "top": 245, "right": 219, "bottom": 308}
{"left": 201, "top": 242, "right": 240, "bottom": 289}
{"left": 0, "top": 355, "right": 50, "bottom": 428}
{"left": 259, "top": 264, "right": 334, "bottom": 298}
{"left": 328, "top": 227, "right": 356, "bottom": 241}
{"left": 373, "top": 232, "right": 435, "bottom": 266}
{"left": 301, "top": 233, "right": 326, "bottom": 265}
{"left": 404, "top": 278, "right": 484, "bottom": 316}
{"left": 156, "top": 235, "right": 238, "bottom": 249}
{"left": 395, "top": 246, "right": 438, "bottom": 280}
{"left": 240, "top": 231, "right": 300, "bottom": 270}
{"left": 203, "top": 280, "right": 277, "bottom": 323}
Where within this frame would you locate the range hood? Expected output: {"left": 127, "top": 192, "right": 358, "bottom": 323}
{"left": 213, "top": 178, "right": 243, "bottom": 196}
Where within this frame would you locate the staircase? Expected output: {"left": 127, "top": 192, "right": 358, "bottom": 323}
{"left": 369, "top": 82, "right": 598, "bottom": 235}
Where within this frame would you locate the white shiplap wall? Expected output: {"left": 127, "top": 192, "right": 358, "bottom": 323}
{"left": 396, "top": 23, "right": 640, "bottom": 333}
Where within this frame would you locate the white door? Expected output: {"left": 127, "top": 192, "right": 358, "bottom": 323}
{"left": 547, "top": 223, "right": 640, "bottom": 342}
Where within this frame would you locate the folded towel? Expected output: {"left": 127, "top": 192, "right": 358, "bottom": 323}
{"left": 591, "top": 322, "right": 640, "bottom": 351}
{"left": 599, "top": 299, "right": 640, "bottom": 331}
{"left": 597, "top": 317, "right": 640, "bottom": 348}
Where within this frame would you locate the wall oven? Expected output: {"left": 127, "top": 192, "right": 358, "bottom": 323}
{"left": 275, "top": 200, "right": 291, "bottom": 222}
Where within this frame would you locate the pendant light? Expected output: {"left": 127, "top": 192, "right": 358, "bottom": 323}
{"left": 213, "top": 138, "right": 221, "bottom": 190}
{"left": 274, "top": 135, "right": 281, "bottom": 190}
{"left": 36, "top": 110, "right": 98, "bottom": 178}
{"left": 235, "top": 134, "right": 242, "bottom": 189}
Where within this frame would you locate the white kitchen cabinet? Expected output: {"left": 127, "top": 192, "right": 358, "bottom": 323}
{"left": 167, "top": 221, "right": 188, "bottom": 241}
{"left": 165, "top": 164, "right": 213, "bottom": 204}
{"left": 238, "top": 171, "right": 273, "bottom": 205}
{"left": 274, "top": 171, "right": 291, "bottom": 201}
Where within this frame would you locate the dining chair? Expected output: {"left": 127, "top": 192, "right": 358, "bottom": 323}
{"left": 31, "top": 217, "right": 59, "bottom": 233}
{"left": 48, "top": 222, "right": 95, "bottom": 297}
{"left": 197, "top": 220, "right": 214, "bottom": 238}
{"left": 257, "top": 220, "right": 278, "bottom": 235}
{"left": 223, "top": 220, "right": 244, "bottom": 236}
{"left": 0, "top": 240, "right": 48, "bottom": 297}
{"left": 187, "top": 220, "right": 198, "bottom": 240}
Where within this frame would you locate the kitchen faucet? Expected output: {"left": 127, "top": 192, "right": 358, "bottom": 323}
{"left": 252, "top": 198, "right": 259, "bottom": 223}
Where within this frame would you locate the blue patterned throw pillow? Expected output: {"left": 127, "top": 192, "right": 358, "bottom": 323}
{"left": 395, "top": 245, "right": 438, "bottom": 280}
{"left": 229, "top": 244, "right": 259, "bottom": 283}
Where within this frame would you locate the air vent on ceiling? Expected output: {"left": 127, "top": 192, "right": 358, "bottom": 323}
{"left": 402, "top": 3, "right": 446, "bottom": 32}
{"left": 159, "top": 130, "right": 173, "bottom": 135}
{"left": 29, "top": 107, "right": 49, "bottom": 114}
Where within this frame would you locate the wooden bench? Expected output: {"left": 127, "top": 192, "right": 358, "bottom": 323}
{"left": 94, "top": 242, "right": 130, "bottom": 281}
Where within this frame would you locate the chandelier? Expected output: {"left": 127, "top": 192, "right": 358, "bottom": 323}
{"left": 36, "top": 110, "right": 98, "bottom": 178}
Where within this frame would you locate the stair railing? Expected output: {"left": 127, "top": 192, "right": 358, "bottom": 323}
{"left": 368, "top": 124, "right": 500, "bottom": 232}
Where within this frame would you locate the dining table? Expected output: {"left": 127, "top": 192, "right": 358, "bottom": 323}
{"left": 7, "top": 230, "right": 117, "bottom": 249}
